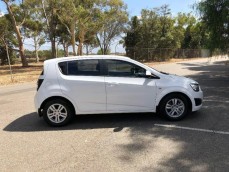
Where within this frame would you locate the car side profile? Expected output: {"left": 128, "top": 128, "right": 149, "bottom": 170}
{"left": 35, "top": 55, "right": 203, "bottom": 126}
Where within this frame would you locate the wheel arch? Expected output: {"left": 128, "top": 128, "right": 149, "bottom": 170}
{"left": 156, "top": 92, "right": 192, "bottom": 112}
{"left": 40, "top": 96, "right": 76, "bottom": 116}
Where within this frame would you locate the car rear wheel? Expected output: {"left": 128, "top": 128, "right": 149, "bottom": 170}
{"left": 159, "top": 94, "right": 189, "bottom": 120}
{"left": 43, "top": 99, "right": 73, "bottom": 126}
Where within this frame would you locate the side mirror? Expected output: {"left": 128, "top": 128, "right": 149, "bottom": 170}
{"left": 146, "top": 70, "right": 152, "bottom": 76}
{"left": 145, "top": 70, "right": 160, "bottom": 79}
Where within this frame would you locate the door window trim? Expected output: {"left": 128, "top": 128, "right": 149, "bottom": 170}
{"left": 103, "top": 59, "right": 148, "bottom": 78}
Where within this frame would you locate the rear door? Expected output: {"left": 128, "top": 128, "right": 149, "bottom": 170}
{"left": 58, "top": 59, "right": 106, "bottom": 112}
{"left": 104, "top": 59, "right": 157, "bottom": 112}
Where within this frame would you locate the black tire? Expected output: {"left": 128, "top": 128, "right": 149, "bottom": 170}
{"left": 159, "top": 94, "right": 190, "bottom": 121}
{"left": 43, "top": 99, "right": 74, "bottom": 126}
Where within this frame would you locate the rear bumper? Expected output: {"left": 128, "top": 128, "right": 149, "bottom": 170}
{"left": 34, "top": 92, "right": 43, "bottom": 117}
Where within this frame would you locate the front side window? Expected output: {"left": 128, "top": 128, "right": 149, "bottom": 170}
{"left": 59, "top": 59, "right": 101, "bottom": 76}
{"left": 105, "top": 60, "right": 146, "bottom": 77}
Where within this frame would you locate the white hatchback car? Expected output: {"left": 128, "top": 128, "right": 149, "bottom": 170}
{"left": 35, "top": 55, "right": 203, "bottom": 126}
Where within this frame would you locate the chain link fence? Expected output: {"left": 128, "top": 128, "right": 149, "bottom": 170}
{"left": 126, "top": 48, "right": 211, "bottom": 62}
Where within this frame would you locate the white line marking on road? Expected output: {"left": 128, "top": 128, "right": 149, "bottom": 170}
{"left": 154, "top": 124, "right": 229, "bottom": 135}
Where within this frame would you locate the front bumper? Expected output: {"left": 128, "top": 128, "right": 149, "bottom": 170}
{"left": 192, "top": 90, "right": 203, "bottom": 112}
{"left": 37, "top": 108, "right": 43, "bottom": 117}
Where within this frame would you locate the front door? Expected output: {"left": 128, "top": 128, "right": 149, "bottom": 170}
{"left": 104, "top": 59, "right": 157, "bottom": 112}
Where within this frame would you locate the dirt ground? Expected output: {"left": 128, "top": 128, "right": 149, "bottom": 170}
{"left": 0, "top": 62, "right": 43, "bottom": 86}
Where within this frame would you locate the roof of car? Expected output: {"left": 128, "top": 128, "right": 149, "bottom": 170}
{"left": 44, "top": 55, "right": 130, "bottom": 64}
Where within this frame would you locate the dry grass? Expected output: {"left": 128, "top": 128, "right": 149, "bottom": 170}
{"left": 0, "top": 62, "right": 43, "bottom": 86}
{"left": 144, "top": 57, "right": 206, "bottom": 66}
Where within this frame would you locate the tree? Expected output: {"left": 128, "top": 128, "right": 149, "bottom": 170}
{"left": 77, "top": 0, "right": 105, "bottom": 55}
{"left": 57, "top": 0, "right": 78, "bottom": 55}
{"left": 96, "top": 0, "right": 128, "bottom": 55}
{"left": 1, "top": 0, "right": 28, "bottom": 66}
{"left": 57, "top": 0, "right": 104, "bottom": 56}
{"left": 124, "top": 5, "right": 208, "bottom": 61}
{"left": 0, "top": 15, "right": 16, "bottom": 66}
{"left": 124, "top": 16, "right": 141, "bottom": 57}
{"left": 196, "top": 0, "right": 229, "bottom": 52}
{"left": 41, "top": 0, "right": 62, "bottom": 58}
{"left": 124, "top": 16, "right": 141, "bottom": 48}
{"left": 23, "top": 2, "right": 45, "bottom": 62}
{"left": 56, "top": 24, "right": 71, "bottom": 57}
{"left": 157, "top": 5, "right": 177, "bottom": 49}
{"left": 84, "top": 32, "right": 99, "bottom": 55}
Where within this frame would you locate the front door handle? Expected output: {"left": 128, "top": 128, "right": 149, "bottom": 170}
{"left": 107, "top": 82, "right": 119, "bottom": 87}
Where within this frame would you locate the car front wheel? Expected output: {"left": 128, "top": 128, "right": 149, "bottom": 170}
{"left": 43, "top": 99, "right": 73, "bottom": 126}
{"left": 159, "top": 94, "right": 189, "bottom": 120}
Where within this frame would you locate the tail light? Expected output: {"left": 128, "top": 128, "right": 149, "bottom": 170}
{"left": 37, "top": 79, "right": 44, "bottom": 91}
{"left": 37, "top": 70, "right": 44, "bottom": 91}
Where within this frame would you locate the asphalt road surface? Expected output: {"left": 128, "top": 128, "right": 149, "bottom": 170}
{"left": 0, "top": 57, "right": 229, "bottom": 171}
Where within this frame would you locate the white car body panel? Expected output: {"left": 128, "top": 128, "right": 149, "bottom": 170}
{"left": 34, "top": 55, "right": 203, "bottom": 116}
{"left": 58, "top": 74, "right": 106, "bottom": 112}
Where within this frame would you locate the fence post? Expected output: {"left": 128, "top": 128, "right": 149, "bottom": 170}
{"left": 160, "top": 48, "right": 162, "bottom": 61}
{"left": 3, "top": 39, "right": 13, "bottom": 82}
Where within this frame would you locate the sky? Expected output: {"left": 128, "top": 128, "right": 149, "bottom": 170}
{"left": 123, "top": 0, "right": 199, "bottom": 17}
{"left": 0, "top": 0, "right": 199, "bottom": 53}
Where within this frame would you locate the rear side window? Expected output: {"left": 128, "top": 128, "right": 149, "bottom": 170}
{"left": 58, "top": 59, "right": 101, "bottom": 76}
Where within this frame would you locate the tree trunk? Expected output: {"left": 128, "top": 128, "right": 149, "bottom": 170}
{"left": 71, "top": 22, "right": 76, "bottom": 56}
{"left": 42, "top": 0, "right": 56, "bottom": 58}
{"left": 2, "top": 38, "right": 13, "bottom": 81}
{"left": 18, "top": 33, "right": 28, "bottom": 66}
{"left": 34, "top": 37, "right": 39, "bottom": 62}
{"left": 77, "top": 41, "right": 83, "bottom": 56}
{"left": 77, "top": 29, "right": 85, "bottom": 56}
{"left": 63, "top": 41, "right": 69, "bottom": 57}
{"left": 66, "top": 45, "right": 69, "bottom": 57}
{"left": 4, "top": 1, "right": 28, "bottom": 67}
{"left": 51, "top": 38, "right": 56, "bottom": 58}
{"left": 35, "top": 49, "right": 39, "bottom": 63}
{"left": 86, "top": 44, "right": 89, "bottom": 55}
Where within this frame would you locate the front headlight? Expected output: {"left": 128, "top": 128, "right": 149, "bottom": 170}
{"left": 190, "top": 83, "right": 200, "bottom": 92}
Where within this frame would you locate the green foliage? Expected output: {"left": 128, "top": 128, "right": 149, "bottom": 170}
{"left": 97, "top": 49, "right": 103, "bottom": 55}
{"left": 0, "top": 15, "right": 17, "bottom": 65}
{"left": 196, "top": 0, "right": 229, "bottom": 52}
{"left": 97, "top": 48, "right": 110, "bottom": 55}
{"left": 35, "top": 49, "right": 66, "bottom": 59}
{"left": 124, "top": 5, "right": 211, "bottom": 61}
{"left": 1, "top": 0, "right": 29, "bottom": 66}
{"left": 96, "top": 0, "right": 128, "bottom": 55}
{"left": 0, "top": 46, "right": 16, "bottom": 65}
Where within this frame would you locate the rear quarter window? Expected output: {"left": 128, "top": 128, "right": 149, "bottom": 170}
{"left": 58, "top": 60, "right": 101, "bottom": 76}
{"left": 58, "top": 62, "right": 67, "bottom": 75}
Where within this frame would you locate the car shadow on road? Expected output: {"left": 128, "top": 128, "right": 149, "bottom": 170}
{"left": 2, "top": 112, "right": 162, "bottom": 132}
{"left": 3, "top": 111, "right": 203, "bottom": 132}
